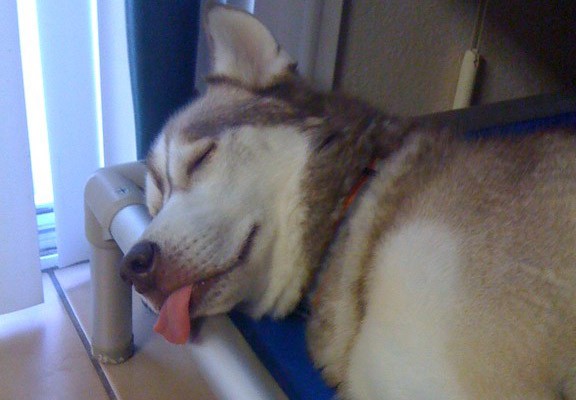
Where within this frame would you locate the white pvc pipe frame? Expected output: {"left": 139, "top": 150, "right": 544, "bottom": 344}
{"left": 84, "top": 162, "right": 287, "bottom": 400}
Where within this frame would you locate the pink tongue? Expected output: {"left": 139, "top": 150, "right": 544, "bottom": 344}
{"left": 153, "top": 285, "right": 193, "bottom": 344}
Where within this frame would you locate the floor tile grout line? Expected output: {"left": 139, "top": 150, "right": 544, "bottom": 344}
{"left": 46, "top": 269, "right": 118, "bottom": 400}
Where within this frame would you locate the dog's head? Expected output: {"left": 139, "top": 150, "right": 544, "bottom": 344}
{"left": 120, "top": 4, "right": 403, "bottom": 343}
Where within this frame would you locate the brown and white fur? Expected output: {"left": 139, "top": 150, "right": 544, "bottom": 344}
{"left": 120, "top": 5, "right": 576, "bottom": 399}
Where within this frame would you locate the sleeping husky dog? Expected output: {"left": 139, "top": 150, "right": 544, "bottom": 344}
{"left": 120, "top": 4, "right": 576, "bottom": 399}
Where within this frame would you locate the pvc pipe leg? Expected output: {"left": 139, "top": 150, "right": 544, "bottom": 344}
{"left": 90, "top": 243, "right": 134, "bottom": 364}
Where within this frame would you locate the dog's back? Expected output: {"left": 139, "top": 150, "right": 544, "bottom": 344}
{"left": 334, "top": 131, "right": 576, "bottom": 399}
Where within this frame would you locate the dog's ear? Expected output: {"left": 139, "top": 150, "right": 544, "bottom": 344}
{"left": 204, "top": 4, "right": 296, "bottom": 88}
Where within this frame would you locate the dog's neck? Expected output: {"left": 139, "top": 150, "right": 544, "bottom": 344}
{"left": 300, "top": 111, "right": 409, "bottom": 266}
{"left": 299, "top": 156, "right": 380, "bottom": 315}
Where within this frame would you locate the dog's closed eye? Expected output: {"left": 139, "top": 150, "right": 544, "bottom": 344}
{"left": 187, "top": 142, "right": 217, "bottom": 177}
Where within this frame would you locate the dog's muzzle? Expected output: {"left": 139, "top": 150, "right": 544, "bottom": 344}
{"left": 120, "top": 240, "right": 159, "bottom": 293}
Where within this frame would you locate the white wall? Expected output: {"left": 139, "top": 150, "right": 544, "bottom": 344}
{"left": 337, "top": 0, "right": 576, "bottom": 116}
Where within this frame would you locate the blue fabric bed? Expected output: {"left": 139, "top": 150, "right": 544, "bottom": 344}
{"left": 230, "top": 310, "right": 336, "bottom": 400}
{"left": 467, "top": 111, "right": 576, "bottom": 138}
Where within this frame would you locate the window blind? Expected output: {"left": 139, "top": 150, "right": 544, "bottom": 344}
{"left": 0, "top": 0, "right": 43, "bottom": 315}
{"left": 35, "top": 0, "right": 137, "bottom": 269}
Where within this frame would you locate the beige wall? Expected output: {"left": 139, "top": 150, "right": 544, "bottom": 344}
{"left": 336, "top": 0, "right": 576, "bottom": 117}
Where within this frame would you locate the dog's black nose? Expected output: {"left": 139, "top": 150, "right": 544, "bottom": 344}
{"left": 120, "top": 240, "right": 158, "bottom": 289}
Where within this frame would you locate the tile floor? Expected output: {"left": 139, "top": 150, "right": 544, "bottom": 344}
{"left": 0, "top": 263, "right": 216, "bottom": 400}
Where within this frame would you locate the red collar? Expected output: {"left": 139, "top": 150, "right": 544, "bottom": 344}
{"left": 305, "top": 158, "right": 378, "bottom": 313}
{"left": 335, "top": 158, "right": 378, "bottom": 228}
{"left": 303, "top": 158, "right": 378, "bottom": 317}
